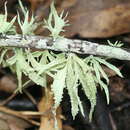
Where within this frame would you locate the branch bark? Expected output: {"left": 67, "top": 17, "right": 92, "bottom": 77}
{"left": 0, "top": 34, "right": 130, "bottom": 60}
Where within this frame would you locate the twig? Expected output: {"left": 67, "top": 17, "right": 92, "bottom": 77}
{"left": 109, "top": 113, "right": 117, "bottom": 130}
{"left": 0, "top": 93, "right": 17, "bottom": 105}
{"left": 23, "top": 89, "right": 37, "bottom": 105}
{"left": 0, "top": 106, "right": 40, "bottom": 126}
{"left": 0, "top": 34, "right": 130, "bottom": 60}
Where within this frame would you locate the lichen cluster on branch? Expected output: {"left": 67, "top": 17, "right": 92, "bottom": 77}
{"left": 0, "top": 0, "right": 123, "bottom": 122}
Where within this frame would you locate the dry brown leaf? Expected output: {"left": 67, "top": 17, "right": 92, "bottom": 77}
{"left": 56, "top": 0, "right": 77, "bottom": 11}
{"left": 0, "top": 75, "right": 17, "bottom": 93}
{"left": 63, "top": 0, "right": 130, "bottom": 38}
{"left": 27, "top": 0, "right": 46, "bottom": 11}
{"left": 0, "top": 119, "right": 10, "bottom": 130}
{"left": 109, "top": 77, "right": 126, "bottom": 103}
{"left": 102, "top": 65, "right": 123, "bottom": 78}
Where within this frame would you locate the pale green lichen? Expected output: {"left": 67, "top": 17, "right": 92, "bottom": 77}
{"left": 107, "top": 40, "right": 124, "bottom": 47}
{"left": 17, "top": 0, "right": 38, "bottom": 35}
{"left": 0, "top": 2, "right": 16, "bottom": 34}
{"left": 44, "top": 1, "right": 69, "bottom": 40}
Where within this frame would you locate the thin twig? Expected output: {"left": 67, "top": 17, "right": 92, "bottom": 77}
{"left": 0, "top": 93, "right": 17, "bottom": 105}
{"left": 23, "top": 89, "right": 37, "bottom": 105}
{"left": 0, "top": 106, "right": 40, "bottom": 126}
{"left": 0, "top": 34, "right": 130, "bottom": 60}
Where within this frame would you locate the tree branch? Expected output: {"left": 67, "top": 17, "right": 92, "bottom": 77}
{"left": 0, "top": 34, "right": 130, "bottom": 60}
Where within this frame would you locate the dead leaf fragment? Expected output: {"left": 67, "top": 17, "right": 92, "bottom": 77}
{"left": 64, "top": 0, "right": 130, "bottom": 38}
